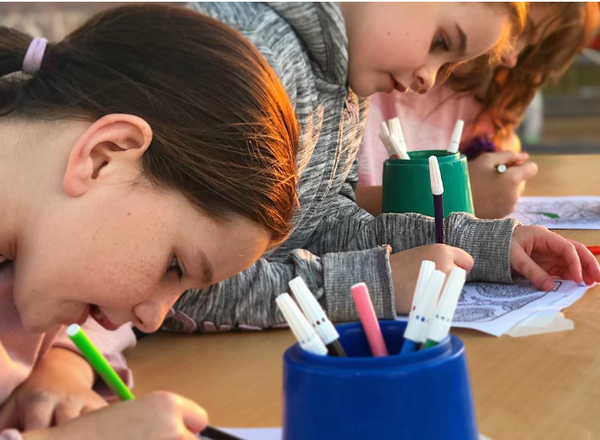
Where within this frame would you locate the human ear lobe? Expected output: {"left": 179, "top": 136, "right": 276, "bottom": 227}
{"left": 62, "top": 114, "right": 153, "bottom": 197}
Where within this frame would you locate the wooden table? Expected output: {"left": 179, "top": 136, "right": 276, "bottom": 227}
{"left": 126, "top": 155, "right": 600, "bottom": 440}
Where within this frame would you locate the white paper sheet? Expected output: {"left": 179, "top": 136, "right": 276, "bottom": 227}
{"left": 452, "top": 280, "right": 590, "bottom": 336}
{"left": 506, "top": 312, "right": 574, "bottom": 337}
{"left": 214, "top": 428, "right": 493, "bottom": 440}
{"left": 216, "top": 428, "right": 280, "bottom": 440}
{"left": 509, "top": 196, "right": 600, "bottom": 229}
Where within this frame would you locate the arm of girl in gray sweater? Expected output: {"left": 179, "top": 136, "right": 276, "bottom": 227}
{"left": 163, "top": 208, "right": 518, "bottom": 332}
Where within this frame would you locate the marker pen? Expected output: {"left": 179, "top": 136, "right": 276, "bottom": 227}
{"left": 351, "top": 282, "right": 388, "bottom": 357}
{"left": 400, "top": 260, "right": 435, "bottom": 354}
{"left": 289, "top": 276, "right": 346, "bottom": 357}
{"left": 429, "top": 155, "right": 445, "bottom": 244}
{"left": 423, "top": 267, "right": 466, "bottom": 349}
{"left": 276, "top": 293, "right": 328, "bottom": 356}
{"left": 66, "top": 324, "right": 244, "bottom": 440}
{"left": 401, "top": 270, "right": 446, "bottom": 355}
{"left": 447, "top": 120, "right": 464, "bottom": 154}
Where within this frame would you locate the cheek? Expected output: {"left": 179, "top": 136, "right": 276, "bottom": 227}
{"left": 89, "top": 254, "right": 163, "bottom": 307}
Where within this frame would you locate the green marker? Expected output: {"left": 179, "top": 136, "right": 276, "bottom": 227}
{"left": 66, "top": 324, "right": 135, "bottom": 401}
{"left": 67, "top": 324, "right": 244, "bottom": 440}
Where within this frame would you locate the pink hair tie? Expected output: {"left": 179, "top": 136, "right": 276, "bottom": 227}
{"left": 22, "top": 37, "right": 48, "bottom": 74}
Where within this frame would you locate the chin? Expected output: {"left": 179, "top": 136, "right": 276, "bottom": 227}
{"left": 21, "top": 317, "right": 54, "bottom": 333}
{"left": 347, "top": 73, "right": 376, "bottom": 98}
{"left": 18, "top": 308, "right": 58, "bottom": 333}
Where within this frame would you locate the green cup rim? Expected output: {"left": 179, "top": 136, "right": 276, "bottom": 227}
{"left": 386, "top": 150, "right": 464, "bottom": 165}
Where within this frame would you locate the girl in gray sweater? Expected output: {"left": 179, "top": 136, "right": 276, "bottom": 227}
{"left": 164, "top": 2, "right": 600, "bottom": 333}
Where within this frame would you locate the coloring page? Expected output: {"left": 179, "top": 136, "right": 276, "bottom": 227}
{"left": 510, "top": 196, "right": 600, "bottom": 229}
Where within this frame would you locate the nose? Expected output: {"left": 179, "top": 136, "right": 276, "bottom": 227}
{"left": 132, "top": 289, "right": 183, "bottom": 333}
{"left": 500, "top": 52, "right": 518, "bottom": 68}
{"left": 499, "top": 42, "right": 521, "bottom": 68}
{"left": 413, "top": 66, "right": 436, "bottom": 93}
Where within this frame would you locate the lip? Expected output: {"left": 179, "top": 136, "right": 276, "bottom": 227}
{"left": 393, "top": 78, "right": 408, "bottom": 93}
{"left": 90, "top": 305, "right": 121, "bottom": 330}
{"left": 77, "top": 304, "right": 91, "bottom": 325}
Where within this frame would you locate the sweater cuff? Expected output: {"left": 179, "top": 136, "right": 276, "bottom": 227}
{"left": 446, "top": 212, "right": 518, "bottom": 283}
{"left": 322, "top": 245, "right": 396, "bottom": 322}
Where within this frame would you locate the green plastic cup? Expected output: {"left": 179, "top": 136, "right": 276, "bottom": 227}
{"left": 382, "top": 150, "right": 474, "bottom": 216}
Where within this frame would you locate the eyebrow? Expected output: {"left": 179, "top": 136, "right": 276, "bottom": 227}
{"left": 194, "top": 248, "right": 214, "bottom": 286}
{"left": 455, "top": 23, "right": 467, "bottom": 57}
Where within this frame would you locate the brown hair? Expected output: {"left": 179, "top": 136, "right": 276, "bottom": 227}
{"left": 0, "top": 4, "right": 299, "bottom": 245}
{"left": 449, "top": 2, "right": 599, "bottom": 142}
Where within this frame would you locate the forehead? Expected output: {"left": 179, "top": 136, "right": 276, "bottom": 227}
{"left": 445, "top": 3, "right": 511, "bottom": 59}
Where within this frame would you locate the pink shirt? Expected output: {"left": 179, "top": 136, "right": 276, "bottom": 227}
{"left": 0, "top": 255, "right": 136, "bottom": 439}
{"left": 358, "top": 86, "right": 485, "bottom": 186}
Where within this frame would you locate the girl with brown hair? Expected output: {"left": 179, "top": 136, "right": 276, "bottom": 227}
{"left": 0, "top": 4, "right": 298, "bottom": 439}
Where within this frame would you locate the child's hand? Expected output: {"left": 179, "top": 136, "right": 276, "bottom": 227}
{"left": 0, "top": 348, "right": 107, "bottom": 431}
{"left": 469, "top": 150, "right": 538, "bottom": 219}
{"left": 390, "top": 245, "right": 474, "bottom": 314}
{"left": 510, "top": 225, "right": 600, "bottom": 290}
{"left": 22, "top": 392, "right": 208, "bottom": 440}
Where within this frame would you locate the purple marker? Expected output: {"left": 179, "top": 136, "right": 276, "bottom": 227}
{"left": 429, "top": 156, "right": 444, "bottom": 244}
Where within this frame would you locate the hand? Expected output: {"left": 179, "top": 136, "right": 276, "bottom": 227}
{"left": 390, "top": 245, "right": 474, "bottom": 314}
{"left": 0, "top": 348, "right": 107, "bottom": 431}
{"left": 469, "top": 150, "right": 538, "bottom": 219}
{"left": 510, "top": 225, "right": 600, "bottom": 290}
{"left": 22, "top": 391, "right": 209, "bottom": 440}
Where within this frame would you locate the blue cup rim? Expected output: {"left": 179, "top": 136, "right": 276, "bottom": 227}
{"left": 386, "top": 150, "right": 464, "bottom": 164}
{"left": 285, "top": 321, "right": 464, "bottom": 371}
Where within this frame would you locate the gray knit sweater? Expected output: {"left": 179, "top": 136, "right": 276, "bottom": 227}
{"left": 162, "top": 2, "right": 518, "bottom": 333}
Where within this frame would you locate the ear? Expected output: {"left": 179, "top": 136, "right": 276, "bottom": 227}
{"left": 62, "top": 114, "right": 153, "bottom": 197}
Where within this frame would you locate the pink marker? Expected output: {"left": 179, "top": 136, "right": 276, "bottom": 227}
{"left": 351, "top": 282, "right": 388, "bottom": 357}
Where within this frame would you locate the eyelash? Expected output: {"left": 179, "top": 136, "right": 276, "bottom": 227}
{"left": 167, "top": 256, "right": 184, "bottom": 281}
{"left": 430, "top": 32, "right": 450, "bottom": 53}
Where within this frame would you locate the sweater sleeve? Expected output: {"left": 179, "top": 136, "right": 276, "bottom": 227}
{"left": 163, "top": 244, "right": 397, "bottom": 332}
{"left": 307, "top": 142, "right": 518, "bottom": 284}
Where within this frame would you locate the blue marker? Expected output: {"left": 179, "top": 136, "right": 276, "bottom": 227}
{"left": 401, "top": 267, "right": 445, "bottom": 355}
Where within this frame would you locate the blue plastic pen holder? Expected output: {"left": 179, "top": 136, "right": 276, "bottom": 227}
{"left": 282, "top": 321, "right": 478, "bottom": 440}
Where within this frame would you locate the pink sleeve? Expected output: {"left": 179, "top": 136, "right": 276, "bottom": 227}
{"left": 358, "top": 95, "right": 397, "bottom": 187}
{"left": 52, "top": 319, "right": 136, "bottom": 401}
{"left": 0, "top": 429, "right": 23, "bottom": 440}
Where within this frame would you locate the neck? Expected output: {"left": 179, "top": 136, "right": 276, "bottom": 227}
{"left": 0, "top": 119, "right": 42, "bottom": 260}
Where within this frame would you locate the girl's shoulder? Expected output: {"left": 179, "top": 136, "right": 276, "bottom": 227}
{"left": 188, "top": 2, "right": 348, "bottom": 87}
{"left": 187, "top": 2, "right": 269, "bottom": 29}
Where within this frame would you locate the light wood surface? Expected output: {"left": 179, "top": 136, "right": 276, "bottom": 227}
{"left": 125, "top": 154, "right": 600, "bottom": 440}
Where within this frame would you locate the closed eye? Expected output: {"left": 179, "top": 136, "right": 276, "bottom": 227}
{"left": 430, "top": 31, "right": 450, "bottom": 53}
{"left": 167, "top": 256, "right": 184, "bottom": 281}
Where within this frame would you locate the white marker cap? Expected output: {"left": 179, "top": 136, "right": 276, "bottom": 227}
{"left": 448, "top": 119, "right": 464, "bottom": 154}
{"left": 411, "top": 260, "right": 436, "bottom": 308}
{"left": 276, "top": 293, "right": 328, "bottom": 356}
{"left": 404, "top": 270, "right": 446, "bottom": 343}
{"left": 426, "top": 267, "right": 466, "bottom": 343}
{"left": 289, "top": 276, "right": 339, "bottom": 345}
{"left": 429, "top": 155, "right": 444, "bottom": 195}
{"left": 389, "top": 134, "right": 410, "bottom": 160}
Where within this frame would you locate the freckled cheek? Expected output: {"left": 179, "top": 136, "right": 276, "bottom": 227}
{"left": 99, "top": 261, "right": 162, "bottom": 308}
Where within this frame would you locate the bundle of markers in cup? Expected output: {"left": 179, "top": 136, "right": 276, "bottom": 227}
{"left": 379, "top": 118, "right": 466, "bottom": 245}
{"left": 277, "top": 261, "right": 466, "bottom": 357}
{"left": 378, "top": 117, "right": 464, "bottom": 161}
